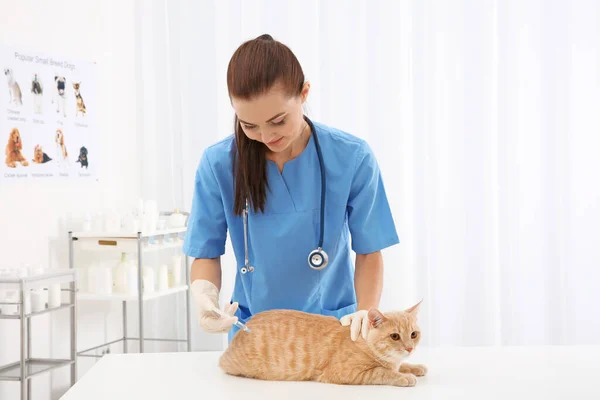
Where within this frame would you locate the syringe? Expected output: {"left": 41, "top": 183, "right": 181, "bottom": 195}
{"left": 211, "top": 307, "right": 251, "bottom": 333}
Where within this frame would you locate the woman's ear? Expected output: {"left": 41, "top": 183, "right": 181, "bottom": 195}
{"left": 301, "top": 81, "right": 311, "bottom": 103}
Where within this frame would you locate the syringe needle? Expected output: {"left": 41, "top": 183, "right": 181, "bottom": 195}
{"left": 211, "top": 307, "right": 251, "bottom": 333}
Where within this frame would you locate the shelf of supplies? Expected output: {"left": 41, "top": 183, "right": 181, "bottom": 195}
{"left": 142, "top": 240, "right": 185, "bottom": 251}
{"left": 0, "top": 303, "right": 74, "bottom": 320}
{"left": 0, "top": 269, "right": 76, "bottom": 291}
{"left": 77, "top": 285, "right": 188, "bottom": 302}
{"left": 0, "top": 358, "right": 74, "bottom": 382}
{"left": 71, "top": 227, "right": 187, "bottom": 240}
{"left": 77, "top": 238, "right": 185, "bottom": 253}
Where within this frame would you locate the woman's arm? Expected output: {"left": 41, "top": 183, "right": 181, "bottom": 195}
{"left": 340, "top": 251, "right": 385, "bottom": 341}
{"left": 190, "top": 257, "right": 223, "bottom": 290}
{"left": 354, "top": 251, "right": 384, "bottom": 310}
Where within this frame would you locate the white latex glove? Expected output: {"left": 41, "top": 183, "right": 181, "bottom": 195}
{"left": 190, "top": 279, "right": 239, "bottom": 333}
{"left": 340, "top": 310, "right": 370, "bottom": 341}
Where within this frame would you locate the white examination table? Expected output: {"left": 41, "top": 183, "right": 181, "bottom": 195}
{"left": 60, "top": 346, "right": 599, "bottom": 399}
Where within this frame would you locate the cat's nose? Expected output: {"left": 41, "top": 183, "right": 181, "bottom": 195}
{"left": 406, "top": 348, "right": 413, "bottom": 353}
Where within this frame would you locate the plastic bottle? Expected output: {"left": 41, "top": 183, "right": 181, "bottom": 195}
{"left": 114, "top": 253, "right": 129, "bottom": 293}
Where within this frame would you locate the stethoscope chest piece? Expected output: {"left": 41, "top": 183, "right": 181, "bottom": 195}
{"left": 308, "top": 248, "right": 328, "bottom": 270}
{"left": 241, "top": 265, "right": 254, "bottom": 274}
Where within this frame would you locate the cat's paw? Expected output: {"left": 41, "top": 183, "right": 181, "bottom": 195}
{"left": 397, "top": 373, "right": 417, "bottom": 387}
{"left": 410, "top": 364, "right": 428, "bottom": 376}
{"left": 400, "top": 363, "right": 428, "bottom": 376}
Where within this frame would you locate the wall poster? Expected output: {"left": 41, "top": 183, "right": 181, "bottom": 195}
{"left": 1, "top": 45, "right": 97, "bottom": 183}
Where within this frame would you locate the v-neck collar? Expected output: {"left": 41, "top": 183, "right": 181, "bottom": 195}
{"left": 259, "top": 126, "right": 318, "bottom": 214}
{"left": 267, "top": 127, "right": 315, "bottom": 175}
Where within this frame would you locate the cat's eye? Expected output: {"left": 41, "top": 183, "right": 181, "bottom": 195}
{"left": 390, "top": 333, "right": 400, "bottom": 341}
{"left": 411, "top": 331, "right": 418, "bottom": 339}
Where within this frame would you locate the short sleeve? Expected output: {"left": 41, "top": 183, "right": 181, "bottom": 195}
{"left": 182, "top": 150, "right": 228, "bottom": 258}
{"left": 347, "top": 142, "right": 399, "bottom": 254}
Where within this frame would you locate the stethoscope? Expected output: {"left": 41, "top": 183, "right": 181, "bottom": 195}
{"left": 241, "top": 116, "right": 328, "bottom": 274}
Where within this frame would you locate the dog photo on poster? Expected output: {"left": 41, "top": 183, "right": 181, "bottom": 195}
{"left": 1, "top": 44, "right": 97, "bottom": 183}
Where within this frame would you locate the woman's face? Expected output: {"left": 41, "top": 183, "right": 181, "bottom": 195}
{"left": 231, "top": 81, "right": 310, "bottom": 154}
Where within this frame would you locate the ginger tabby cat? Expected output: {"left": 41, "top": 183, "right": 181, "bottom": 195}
{"left": 218, "top": 301, "right": 427, "bottom": 387}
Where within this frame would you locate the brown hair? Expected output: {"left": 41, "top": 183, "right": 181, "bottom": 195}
{"left": 227, "top": 33, "right": 305, "bottom": 216}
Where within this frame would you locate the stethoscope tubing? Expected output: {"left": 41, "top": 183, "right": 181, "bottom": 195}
{"left": 242, "top": 116, "right": 327, "bottom": 273}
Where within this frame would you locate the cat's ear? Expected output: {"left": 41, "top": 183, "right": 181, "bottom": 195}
{"left": 405, "top": 299, "right": 423, "bottom": 316}
{"left": 368, "top": 308, "right": 386, "bottom": 329}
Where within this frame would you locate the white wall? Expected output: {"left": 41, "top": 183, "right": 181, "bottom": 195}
{"left": 140, "top": 0, "right": 600, "bottom": 351}
{"left": 0, "top": 1, "right": 138, "bottom": 398}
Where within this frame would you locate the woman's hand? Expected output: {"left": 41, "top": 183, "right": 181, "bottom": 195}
{"left": 189, "top": 258, "right": 238, "bottom": 333}
{"left": 340, "top": 251, "right": 385, "bottom": 341}
{"left": 190, "top": 279, "right": 239, "bottom": 333}
{"left": 340, "top": 310, "right": 370, "bottom": 341}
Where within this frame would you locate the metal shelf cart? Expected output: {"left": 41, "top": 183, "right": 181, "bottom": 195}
{"left": 0, "top": 269, "right": 77, "bottom": 400}
{"left": 68, "top": 212, "right": 192, "bottom": 358}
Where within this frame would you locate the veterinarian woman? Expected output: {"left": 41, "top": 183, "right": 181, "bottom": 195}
{"left": 183, "top": 34, "right": 399, "bottom": 343}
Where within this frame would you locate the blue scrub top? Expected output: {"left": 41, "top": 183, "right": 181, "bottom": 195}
{"left": 183, "top": 120, "right": 399, "bottom": 341}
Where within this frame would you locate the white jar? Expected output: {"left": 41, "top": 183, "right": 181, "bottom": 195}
{"left": 143, "top": 267, "right": 155, "bottom": 293}
{"left": 114, "top": 253, "right": 129, "bottom": 293}
{"left": 4, "top": 290, "right": 19, "bottom": 315}
{"left": 48, "top": 284, "right": 61, "bottom": 308}
{"left": 126, "top": 263, "right": 138, "bottom": 295}
{"left": 31, "top": 289, "right": 45, "bottom": 312}
{"left": 158, "top": 265, "right": 168, "bottom": 291}
{"left": 168, "top": 210, "right": 186, "bottom": 228}
{"left": 23, "top": 290, "right": 31, "bottom": 315}
{"left": 171, "top": 255, "right": 182, "bottom": 286}
{"left": 94, "top": 265, "right": 113, "bottom": 295}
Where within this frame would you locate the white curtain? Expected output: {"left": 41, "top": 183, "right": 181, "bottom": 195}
{"left": 136, "top": 0, "right": 600, "bottom": 349}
